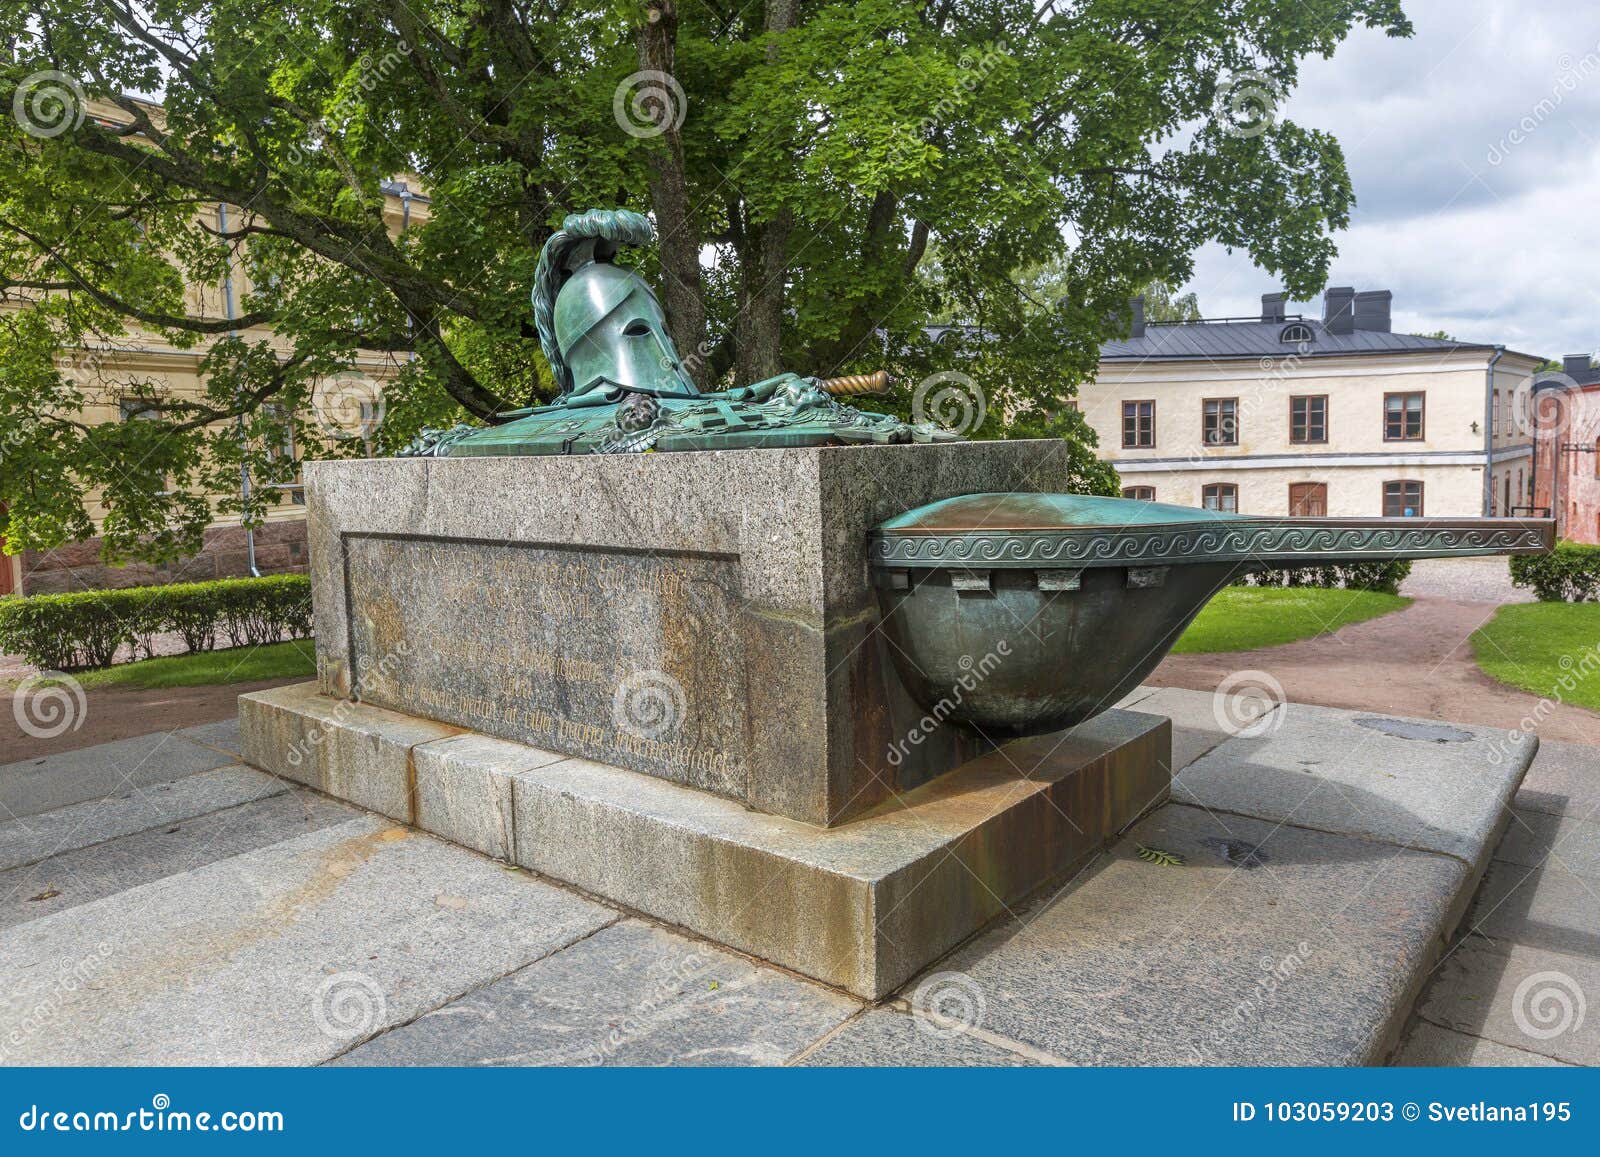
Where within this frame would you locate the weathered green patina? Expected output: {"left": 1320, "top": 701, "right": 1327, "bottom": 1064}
{"left": 402, "top": 209, "right": 955, "bottom": 457}
{"left": 869, "top": 493, "right": 1554, "bottom": 735}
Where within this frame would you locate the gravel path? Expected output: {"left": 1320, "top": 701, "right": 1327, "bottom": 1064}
{"left": 1151, "top": 596, "right": 1600, "bottom": 744}
{"left": 1400, "top": 556, "right": 1535, "bottom": 604}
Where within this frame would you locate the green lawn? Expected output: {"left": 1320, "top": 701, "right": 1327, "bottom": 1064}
{"left": 1471, "top": 602, "right": 1600, "bottom": 712}
{"left": 1171, "top": 586, "right": 1412, "bottom": 654}
{"left": 37, "top": 639, "right": 316, "bottom": 691}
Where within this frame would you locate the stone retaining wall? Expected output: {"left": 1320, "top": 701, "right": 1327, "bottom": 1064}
{"left": 17, "top": 518, "right": 308, "bottom": 595}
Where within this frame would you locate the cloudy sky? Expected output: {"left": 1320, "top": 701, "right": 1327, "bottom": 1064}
{"left": 1185, "top": 0, "right": 1599, "bottom": 361}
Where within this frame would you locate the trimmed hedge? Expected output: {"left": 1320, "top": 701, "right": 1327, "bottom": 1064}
{"left": 0, "top": 574, "right": 312, "bottom": 671}
{"left": 1242, "top": 559, "right": 1413, "bottom": 595}
{"left": 1510, "top": 541, "right": 1600, "bottom": 602}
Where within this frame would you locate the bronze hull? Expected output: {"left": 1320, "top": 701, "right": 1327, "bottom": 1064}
{"left": 869, "top": 495, "right": 1552, "bottom": 736}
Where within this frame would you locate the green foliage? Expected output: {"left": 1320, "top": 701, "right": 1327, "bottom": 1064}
{"left": 64, "top": 639, "right": 316, "bottom": 691}
{"left": 1242, "top": 559, "right": 1413, "bottom": 594}
{"left": 1136, "top": 845, "right": 1185, "bottom": 867}
{"left": 1471, "top": 602, "right": 1600, "bottom": 713}
{"left": 0, "top": 575, "right": 311, "bottom": 670}
{"left": 1173, "top": 586, "right": 1410, "bottom": 653}
{"left": 1, "top": 1, "right": 1410, "bottom": 561}
{"left": 1509, "top": 541, "right": 1600, "bottom": 602}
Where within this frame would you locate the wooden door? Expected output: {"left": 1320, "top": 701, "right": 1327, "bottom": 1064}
{"left": 1289, "top": 483, "right": 1327, "bottom": 517}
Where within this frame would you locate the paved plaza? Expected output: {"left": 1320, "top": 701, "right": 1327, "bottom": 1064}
{"left": 2, "top": 688, "right": 1592, "bottom": 1067}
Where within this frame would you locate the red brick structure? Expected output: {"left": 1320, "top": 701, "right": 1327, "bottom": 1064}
{"left": 1531, "top": 354, "right": 1600, "bottom": 544}
{"left": 12, "top": 519, "right": 308, "bottom": 596}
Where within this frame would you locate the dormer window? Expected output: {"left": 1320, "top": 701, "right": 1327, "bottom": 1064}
{"left": 1279, "top": 322, "right": 1315, "bottom": 344}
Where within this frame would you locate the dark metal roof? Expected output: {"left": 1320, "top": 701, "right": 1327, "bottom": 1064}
{"left": 1099, "top": 317, "right": 1502, "bottom": 362}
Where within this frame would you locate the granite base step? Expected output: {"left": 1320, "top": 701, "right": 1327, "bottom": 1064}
{"left": 814, "top": 697, "right": 1539, "bottom": 1065}
{"left": 239, "top": 682, "right": 1172, "bottom": 999}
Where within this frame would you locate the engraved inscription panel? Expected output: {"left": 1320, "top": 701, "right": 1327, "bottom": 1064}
{"left": 344, "top": 535, "right": 748, "bottom": 797}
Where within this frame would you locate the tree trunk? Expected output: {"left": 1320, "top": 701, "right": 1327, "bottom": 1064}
{"left": 638, "top": 0, "right": 707, "bottom": 385}
{"left": 733, "top": 0, "right": 799, "bottom": 385}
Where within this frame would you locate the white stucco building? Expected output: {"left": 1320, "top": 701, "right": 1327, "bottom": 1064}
{"left": 1081, "top": 289, "right": 1542, "bottom": 519}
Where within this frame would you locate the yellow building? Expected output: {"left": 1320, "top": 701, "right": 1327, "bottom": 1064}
{"left": 1, "top": 100, "right": 428, "bottom": 596}
{"left": 1082, "top": 289, "right": 1543, "bottom": 519}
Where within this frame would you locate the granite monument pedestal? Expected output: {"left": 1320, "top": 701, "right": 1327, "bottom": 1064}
{"left": 239, "top": 443, "right": 1172, "bottom": 997}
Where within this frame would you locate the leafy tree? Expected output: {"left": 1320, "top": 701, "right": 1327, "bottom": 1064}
{"left": 1141, "top": 282, "right": 1203, "bottom": 324}
{"left": 0, "top": 0, "right": 1410, "bottom": 563}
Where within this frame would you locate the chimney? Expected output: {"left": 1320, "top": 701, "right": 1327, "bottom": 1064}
{"left": 1563, "top": 354, "right": 1594, "bottom": 378}
{"left": 1261, "top": 292, "right": 1287, "bottom": 323}
{"left": 1353, "top": 289, "right": 1392, "bottom": 333}
{"left": 1129, "top": 295, "right": 1145, "bottom": 339}
{"left": 1323, "top": 286, "right": 1355, "bottom": 335}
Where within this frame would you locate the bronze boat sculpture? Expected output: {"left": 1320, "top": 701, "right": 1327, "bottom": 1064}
{"left": 869, "top": 493, "right": 1551, "bottom": 735}
{"left": 403, "top": 207, "right": 1555, "bottom": 739}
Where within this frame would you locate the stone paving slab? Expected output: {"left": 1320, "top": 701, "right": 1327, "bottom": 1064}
{"left": 1515, "top": 739, "right": 1600, "bottom": 820}
{"left": 1494, "top": 808, "right": 1600, "bottom": 879}
{"left": 176, "top": 718, "right": 243, "bottom": 756}
{"left": 1173, "top": 703, "right": 1533, "bottom": 865}
{"left": 1114, "top": 686, "right": 1239, "bottom": 772}
{"left": 0, "top": 765, "right": 284, "bottom": 871}
{"left": 1395, "top": 1020, "right": 1571, "bottom": 1067}
{"left": 0, "top": 733, "right": 234, "bottom": 821}
{"left": 1464, "top": 861, "right": 1600, "bottom": 960}
{"left": 0, "top": 816, "right": 616, "bottom": 1064}
{"left": 335, "top": 918, "right": 857, "bottom": 1067}
{"left": 0, "top": 790, "right": 357, "bottom": 930}
{"left": 934, "top": 803, "right": 1468, "bottom": 1065}
{"left": 1417, "top": 940, "right": 1599, "bottom": 1066}
{"left": 798, "top": 1009, "right": 1040, "bottom": 1067}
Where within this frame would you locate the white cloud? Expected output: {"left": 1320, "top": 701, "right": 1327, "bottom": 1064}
{"left": 1187, "top": 0, "right": 1600, "bottom": 359}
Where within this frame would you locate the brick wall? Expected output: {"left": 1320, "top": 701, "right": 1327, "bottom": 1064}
{"left": 18, "top": 519, "right": 308, "bottom": 595}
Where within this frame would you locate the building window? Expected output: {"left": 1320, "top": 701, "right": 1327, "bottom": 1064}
{"left": 1384, "top": 391, "right": 1425, "bottom": 441}
{"left": 1289, "top": 395, "right": 1327, "bottom": 444}
{"left": 1202, "top": 398, "right": 1238, "bottom": 446}
{"left": 1201, "top": 483, "right": 1238, "bottom": 513}
{"left": 1383, "top": 480, "right": 1424, "bottom": 518}
{"left": 1289, "top": 482, "right": 1327, "bottom": 517}
{"left": 1279, "top": 322, "right": 1315, "bottom": 345}
{"left": 118, "top": 397, "right": 164, "bottom": 423}
{"left": 1122, "top": 400, "right": 1155, "bottom": 448}
{"left": 1122, "top": 486, "right": 1155, "bottom": 502}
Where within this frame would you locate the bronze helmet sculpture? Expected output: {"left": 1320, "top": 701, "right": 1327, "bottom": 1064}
{"left": 534, "top": 209, "right": 699, "bottom": 402}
